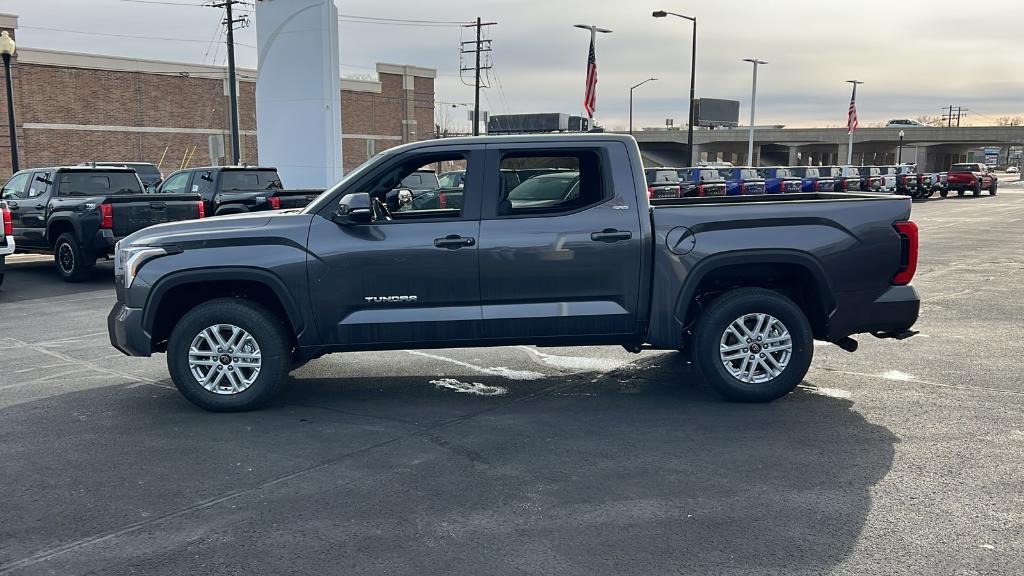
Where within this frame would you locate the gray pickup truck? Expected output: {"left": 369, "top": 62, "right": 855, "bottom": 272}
{"left": 108, "top": 134, "right": 920, "bottom": 411}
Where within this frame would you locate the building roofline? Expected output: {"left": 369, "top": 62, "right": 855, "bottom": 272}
{"left": 13, "top": 47, "right": 419, "bottom": 94}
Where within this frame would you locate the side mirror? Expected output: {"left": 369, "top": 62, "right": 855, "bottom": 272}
{"left": 332, "top": 192, "right": 372, "bottom": 225}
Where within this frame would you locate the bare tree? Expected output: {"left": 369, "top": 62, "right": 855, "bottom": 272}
{"left": 915, "top": 114, "right": 945, "bottom": 127}
{"left": 995, "top": 116, "right": 1024, "bottom": 126}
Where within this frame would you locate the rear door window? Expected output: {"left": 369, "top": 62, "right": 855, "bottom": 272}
{"left": 497, "top": 151, "right": 607, "bottom": 216}
{"left": 159, "top": 172, "right": 190, "bottom": 194}
{"left": 57, "top": 171, "right": 143, "bottom": 196}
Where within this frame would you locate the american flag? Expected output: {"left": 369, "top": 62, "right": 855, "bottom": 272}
{"left": 847, "top": 84, "right": 859, "bottom": 134}
{"left": 583, "top": 33, "right": 597, "bottom": 118}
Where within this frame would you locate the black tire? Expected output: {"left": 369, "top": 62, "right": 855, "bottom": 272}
{"left": 54, "top": 232, "right": 96, "bottom": 282}
{"left": 939, "top": 189, "right": 948, "bottom": 198}
{"left": 693, "top": 288, "right": 813, "bottom": 402}
{"left": 957, "top": 189, "right": 965, "bottom": 197}
{"left": 972, "top": 181, "right": 982, "bottom": 196}
{"left": 989, "top": 181, "right": 997, "bottom": 196}
{"left": 167, "top": 298, "right": 292, "bottom": 411}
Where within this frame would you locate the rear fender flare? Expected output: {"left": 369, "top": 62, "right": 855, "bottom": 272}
{"left": 673, "top": 249, "right": 836, "bottom": 329}
{"left": 46, "top": 216, "right": 82, "bottom": 246}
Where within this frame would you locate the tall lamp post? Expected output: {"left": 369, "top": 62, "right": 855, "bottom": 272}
{"left": 629, "top": 77, "right": 657, "bottom": 134}
{"left": 742, "top": 58, "right": 766, "bottom": 166}
{"left": 652, "top": 10, "right": 697, "bottom": 166}
{"left": 0, "top": 31, "right": 18, "bottom": 174}
{"left": 897, "top": 129, "right": 905, "bottom": 164}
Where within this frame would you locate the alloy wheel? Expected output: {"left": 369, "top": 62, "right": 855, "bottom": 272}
{"left": 719, "top": 313, "right": 793, "bottom": 384}
{"left": 188, "top": 324, "right": 262, "bottom": 394}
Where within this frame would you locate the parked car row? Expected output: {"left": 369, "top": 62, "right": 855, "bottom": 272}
{"left": 0, "top": 163, "right": 325, "bottom": 283}
{"left": 643, "top": 162, "right": 1000, "bottom": 201}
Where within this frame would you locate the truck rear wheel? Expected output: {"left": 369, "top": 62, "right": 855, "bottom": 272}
{"left": 54, "top": 232, "right": 96, "bottom": 282}
{"left": 167, "top": 298, "right": 291, "bottom": 411}
{"left": 693, "top": 288, "right": 813, "bottom": 402}
{"left": 972, "top": 181, "right": 982, "bottom": 196}
{"left": 989, "top": 181, "right": 997, "bottom": 196}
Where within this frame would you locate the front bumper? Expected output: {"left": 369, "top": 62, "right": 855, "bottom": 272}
{"left": 827, "top": 285, "right": 920, "bottom": 342}
{"left": 107, "top": 301, "right": 152, "bottom": 357}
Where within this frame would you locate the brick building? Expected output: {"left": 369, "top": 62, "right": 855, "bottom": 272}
{"left": 0, "top": 13, "right": 436, "bottom": 181}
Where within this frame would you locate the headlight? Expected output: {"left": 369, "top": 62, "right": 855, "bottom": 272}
{"left": 115, "top": 244, "right": 168, "bottom": 288}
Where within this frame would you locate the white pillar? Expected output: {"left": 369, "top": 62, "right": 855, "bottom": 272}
{"left": 255, "top": 0, "right": 343, "bottom": 188}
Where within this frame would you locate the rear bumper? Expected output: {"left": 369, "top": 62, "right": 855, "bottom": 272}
{"left": 827, "top": 285, "right": 920, "bottom": 342}
{"left": 88, "top": 229, "right": 119, "bottom": 255}
{"left": 0, "top": 235, "right": 14, "bottom": 257}
{"left": 107, "top": 301, "right": 152, "bottom": 357}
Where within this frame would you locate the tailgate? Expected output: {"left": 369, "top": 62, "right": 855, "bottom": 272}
{"left": 273, "top": 189, "right": 323, "bottom": 209}
{"left": 108, "top": 194, "right": 201, "bottom": 237}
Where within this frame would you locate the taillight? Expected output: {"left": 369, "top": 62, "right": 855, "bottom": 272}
{"left": 739, "top": 181, "right": 746, "bottom": 195}
{"left": 647, "top": 185, "right": 654, "bottom": 199}
{"left": 674, "top": 185, "right": 682, "bottom": 197}
{"left": 439, "top": 192, "right": 447, "bottom": 208}
{"left": 2, "top": 205, "right": 11, "bottom": 236}
{"left": 197, "top": 201, "right": 206, "bottom": 218}
{"left": 892, "top": 221, "right": 918, "bottom": 285}
{"left": 268, "top": 196, "right": 281, "bottom": 210}
{"left": 696, "top": 183, "right": 704, "bottom": 197}
{"left": 814, "top": 180, "right": 821, "bottom": 192}
{"left": 99, "top": 204, "right": 113, "bottom": 229}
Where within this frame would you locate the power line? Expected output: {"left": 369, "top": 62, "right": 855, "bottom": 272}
{"left": 115, "top": 0, "right": 209, "bottom": 6}
{"left": 19, "top": 25, "right": 222, "bottom": 43}
{"left": 338, "top": 14, "right": 473, "bottom": 25}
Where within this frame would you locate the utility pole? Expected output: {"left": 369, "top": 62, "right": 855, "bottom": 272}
{"left": 942, "top": 105, "right": 967, "bottom": 128}
{"left": 743, "top": 58, "right": 767, "bottom": 166}
{"left": 209, "top": 0, "right": 248, "bottom": 164}
{"left": 461, "top": 18, "right": 495, "bottom": 136}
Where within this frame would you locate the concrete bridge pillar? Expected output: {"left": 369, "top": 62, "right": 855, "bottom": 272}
{"left": 837, "top": 143, "right": 849, "bottom": 165}
{"left": 689, "top": 143, "right": 701, "bottom": 166}
{"left": 787, "top": 146, "right": 799, "bottom": 166}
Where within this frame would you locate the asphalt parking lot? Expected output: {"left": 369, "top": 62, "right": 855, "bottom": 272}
{"left": 1, "top": 185, "right": 1022, "bottom": 575}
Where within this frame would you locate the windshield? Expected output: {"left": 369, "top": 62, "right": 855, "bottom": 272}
{"left": 401, "top": 171, "right": 440, "bottom": 190}
{"left": 220, "top": 170, "right": 283, "bottom": 191}
{"left": 58, "top": 172, "right": 143, "bottom": 196}
{"left": 437, "top": 172, "right": 465, "bottom": 188}
{"left": 645, "top": 169, "right": 679, "bottom": 184}
{"left": 508, "top": 173, "right": 580, "bottom": 203}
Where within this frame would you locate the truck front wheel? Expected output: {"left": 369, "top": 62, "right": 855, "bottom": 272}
{"left": 693, "top": 288, "right": 813, "bottom": 402}
{"left": 54, "top": 233, "right": 96, "bottom": 282}
{"left": 167, "top": 298, "right": 292, "bottom": 411}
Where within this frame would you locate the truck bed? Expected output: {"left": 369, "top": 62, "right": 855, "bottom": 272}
{"left": 645, "top": 191, "right": 913, "bottom": 348}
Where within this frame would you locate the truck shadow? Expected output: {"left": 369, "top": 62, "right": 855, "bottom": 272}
{"left": 0, "top": 353, "right": 896, "bottom": 575}
{"left": 0, "top": 259, "right": 114, "bottom": 302}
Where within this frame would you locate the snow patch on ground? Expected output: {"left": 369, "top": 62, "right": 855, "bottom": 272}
{"left": 881, "top": 370, "right": 915, "bottom": 382}
{"left": 404, "top": 350, "right": 546, "bottom": 380}
{"left": 430, "top": 378, "right": 507, "bottom": 396}
{"left": 799, "top": 385, "right": 852, "bottom": 399}
{"left": 516, "top": 346, "right": 633, "bottom": 373}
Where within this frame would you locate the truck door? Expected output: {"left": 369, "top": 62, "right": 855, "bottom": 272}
{"left": 13, "top": 170, "right": 53, "bottom": 248}
{"left": 477, "top": 143, "right": 644, "bottom": 339}
{"left": 1, "top": 171, "right": 31, "bottom": 245}
{"left": 306, "top": 147, "right": 484, "bottom": 346}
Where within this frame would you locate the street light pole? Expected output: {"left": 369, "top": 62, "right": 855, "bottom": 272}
{"left": 743, "top": 58, "right": 767, "bottom": 166}
{"left": 0, "top": 31, "right": 18, "bottom": 174}
{"left": 629, "top": 77, "right": 657, "bottom": 134}
{"left": 897, "top": 129, "right": 904, "bottom": 164}
{"left": 653, "top": 10, "right": 697, "bottom": 166}
{"left": 845, "top": 80, "right": 863, "bottom": 165}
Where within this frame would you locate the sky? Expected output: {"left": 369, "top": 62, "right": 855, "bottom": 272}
{"left": 4, "top": 0, "right": 1023, "bottom": 132}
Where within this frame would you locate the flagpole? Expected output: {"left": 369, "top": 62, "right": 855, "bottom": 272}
{"left": 845, "top": 80, "right": 863, "bottom": 165}
{"left": 574, "top": 24, "right": 612, "bottom": 128}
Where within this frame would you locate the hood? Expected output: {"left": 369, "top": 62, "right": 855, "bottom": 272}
{"left": 120, "top": 210, "right": 309, "bottom": 248}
